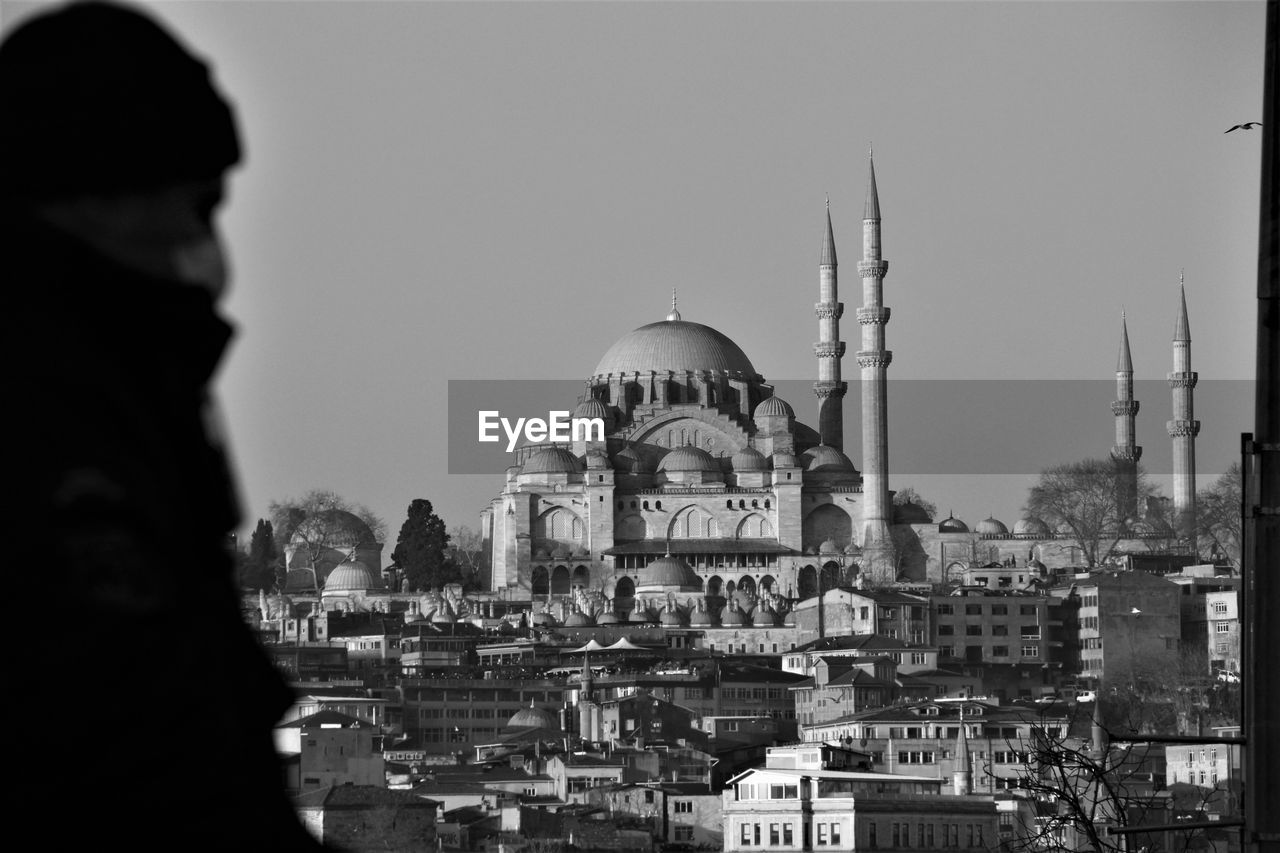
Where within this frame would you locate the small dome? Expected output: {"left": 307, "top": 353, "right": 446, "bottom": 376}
{"left": 573, "top": 398, "right": 613, "bottom": 427}
{"left": 614, "top": 446, "right": 649, "bottom": 473}
{"left": 585, "top": 451, "right": 612, "bottom": 470}
{"left": 818, "top": 538, "right": 841, "bottom": 555}
{"left": 732, "top": 446, "right": 767, "bottom": 471}
{"left": 802, "top": 445, "right": 856, "bottom": 472}
{"left": 563, "top": 610, "right": 595, "bottom": 628}
{"left": 1013, "top": 516, "right": 1051, "bottom": 537}
{"left": 290, "top": 509, "right": 376, "bottom": 550}
{"left": 629, "top": 604, "right": 654, "bottom": 623}
{"left": 938, "top": 515, "right": 970, "bottom": 534}
{"left": 658, "top": 445, "right": 720, "bottom": 473}
{"left": 771, "top": 451, "right": 800, "bottom": 469}
{"left": 893, "top": 501, "right": 933, "bottom": 524}
{"left": 550, "top": 544, "right": 571, "bottom": 560}
{"left": 688, "top": 605, "right": 712, "bottom": 626}
{"left": 1028, "top": 558, "right": 1048, "bottom": 572}
{"left": 533, "top": 547, "right": 550, "bottom": 560}
{"left": 530, "top": 610, "right": 558, "bottom": 627}
{"left": 639, "top": 555, "right": 702, "bottom": 589}
{"left": 660, "top": 608, "right": 686, "bottom": 627}
{"left": 1055, "top": 519, "right": 1076, "bottom": 535}
{"left": 507, "top": 702, "right": 560, "bottom": 730}
{"left": 719, "top": 605, "right": 746, "bottom": 626}
{"left": 754, "top": 396, "right": 794, "bottom": 419}
{"left": 596, "top": 611, "right": 619, "bottom": 625}
{"left": 324, "top": 559, "right": 378, "bottom": 591}
{"left": 976, "top": 517, "right": 1009, "bottom": 536}
{"left": 521, "top": 446, "right": 583, "bottom": 475}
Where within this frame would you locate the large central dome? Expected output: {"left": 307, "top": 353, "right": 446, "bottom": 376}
{"left": 592, "top": 319, "right": 759, "bottom": 380}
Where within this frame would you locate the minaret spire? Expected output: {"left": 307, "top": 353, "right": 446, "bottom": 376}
{"left": 952, "top": 707, "right": 972, "bottom": 796}
{"left": 1111, "top": 313, "right": 1142, "bottom": 520}
{"left": 667, "top": 288, "right": 681, "bottom": 322}
{"left": 814, "top": 198, "right": 847, "bottom": 450}
{"left": 857, "top": 148, "right": 894, "bottom": 580}
{"left": 1168, "top": 276, "right": 1199, "bottom": 540}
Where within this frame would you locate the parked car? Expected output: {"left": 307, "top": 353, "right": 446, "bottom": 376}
{"left": 1075, "top": 690, "right": 1097, "bottom": 703}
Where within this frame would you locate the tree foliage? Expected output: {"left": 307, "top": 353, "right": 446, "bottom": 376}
{"left": 1025, "top": 458, "right": 1155, "bottom": 567}
{"left": 392, "top": 499, "right": 452, "bottom": 591}
{"left": 266, "top": 489, "right": 386, "bottom": 592}
{"left": 892, "top": 486, "right": 938, "bottom": 520}
{"left": 1197, "top": 462, "right": 1243, "bottom": 567}
{"left": 448, "top": 524, "right": 484, "bottom": 589}
{"left": 236, "top": 518, "right": 278, "bottom": 591}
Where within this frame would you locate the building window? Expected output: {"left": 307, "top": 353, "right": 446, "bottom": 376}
{"left": 937, "top": 603, "right": 954, "bottom": 615}
{"left": 965, "top": 604, "right": 983, "bottom": 616}
{"left": 993, "top": 646, "right": 1009, "bottom": 657}
{"left": 1216, "top": 622, "right": 1231, "bottom": 634}
{"left": 674, "top": 801, "right": 692, "bottom": 813}
{"left": 1214, "top": 602, "right": 1229, "bottom": 614}
{"left": 674, "top": 827, "right": 694, "bottom": 842}
{"left": 741, "top": 825, "right": 751, "bottom": 845}
{"left": 867, "top": 822, "right": 875, "bottom": 847}
{"left": 966, "top": 625, "right": 983, "bottom": 636}
{"left": 817, "top": 824, "right": 828, "bottom": 846}
{"left": 830, "top": 823, "right": 840, "bottom": 846}
{"left": 783, "top": 824, "right": 793, "bottom": 846}
{"left": 939, "top": 625, "right": 954, "bottom": 635}
{"left": 1021, "top": 645, "right": 1040, "bottom": 658}
{"left": 992, "top": 624, "right": 1008, "bottom": 636}
{"left": 991, "top": 605, "right": 1008, "bottom": 615}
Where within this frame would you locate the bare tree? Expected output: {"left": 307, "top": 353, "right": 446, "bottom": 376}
{"left": 448, "top": 524, "right": 484, "bottom": 585}
{"left": 1196, "top": 463, "right": 1243, "bottom": 567}
{"left": 1026, "top": 458, "right": 1157, "bottom": 568}
{"left": 268, "top": 489, "right": 386, "bottom": 592}
{"left": 892, "top": 486, "right": 938, "bottom": 520}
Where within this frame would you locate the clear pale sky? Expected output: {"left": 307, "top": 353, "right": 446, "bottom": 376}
{"left": 3, "top": 0, "right": 1263, "bottom": 544}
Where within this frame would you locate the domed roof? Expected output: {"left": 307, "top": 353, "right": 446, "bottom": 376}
{"left": 614, "top": 446, "right": 649, "bottom": 473}
{"left": 1013, "top": 516, "right": 1051, "bottom": 537}
{"left": 754, "top": 396, "right": 794, "bottom": 419}
{"left": 563, "top": 609, "right": 595, "bottom": 628}
{"left": 596, "top": 611, "right": 619, "bottom": 625}
{"left": 975, "top": 517, "right": 1009, "bottom": 536}
{"left": 938, "top": 515, "right": 970, "bottom": 533}
{"left": 291, "top": 509, "right": 376, "bottom": 550}
{"left": 771, "top": 451, "right": 800, "bottom": 468}
{"left": 574, "top": 398, "right": 613, "bottom": 424}
{"left": 324, "top": 559, "right": 378, "bottom": 591}
{"left": 585, "top": 451, "right": 612, "bottom": 470}
{"left": 893, "top": 501, "right": 933, "bottom": 524}
{"left": 731, "top": 446, "right": 767, "bottom": 471}
{"left": 521, "top": 446, "right": 583, "bottom": 475}
{"left": 818, "top": 538, "right": 841, "bottom": 555}
{"left": 507, "top": 701, "right": 560, "bottom": 730}
{"left": 593, "top": 319, "right": 759, "bottom": 379}
{"left": 688, "top": 605, "right": 712, "bottom": 626}
{"left": 802, "top": 445, "right": 856, "bottom": 472}
{"left": 720, "top": 604, "right": 746, "bottom": 626}
{"left": 658, "top": 445, "right": 720, "bottom": 473}
{"left": 639, "top": 555, "right": 702, "bottom": 589}
{"left": 660, "top": 607, "right": 686, "bottom": 627}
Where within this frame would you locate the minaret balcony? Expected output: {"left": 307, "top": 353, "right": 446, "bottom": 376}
{"left": 857, "top": 260, "right": 888, "bottom": 278}
{"left": 813, "top": 381, "right": 848, "bottom": 399}
{"left": 813, "top": 342, "right": 846, "bottom": 358}
{"left": 856, "top": 351, "right": 893, "bottom": 368}
{"left": 814, "top": 303, "right": 844, "bottom": 319}
{"left": 857, "top": 307, "right": 891, "bottom": 325}
{"left": 1168, "top": 371, "right": 1199, "bottom": 388}
{"left": 1110, "top": 447, "right": 1143, "bottom": 463}
{"left": 1167, "top": 419, "right": 1201, "bottom": 438}
{"left": 1110, "top": 400, "right": 1140, "bottom": 416}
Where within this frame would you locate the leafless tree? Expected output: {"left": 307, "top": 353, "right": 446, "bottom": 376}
{"left": 1025, "top": 459, "right": 1157, "bottom": 568}
{"left": 1196, "top": 463, "right": 1243, "bottom": 568}
{"left": 268, "top": 489, "right": 386, "bottom": 592}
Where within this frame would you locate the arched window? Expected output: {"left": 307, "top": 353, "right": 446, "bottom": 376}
{"left": 643, "top": 501, "right": 650, "bottom": 511}
{"left": 551, "top": 566, "right": 571, "bottom": 595}
{"left": 797, "top": 565, "right": 818, "bottom": 600}
{"left": 727, "top": 500, "right": 734, "bottom": 509}
{"left": 655, "top": 501, "right": 662, "bottom": 510}
{"left": 531, "top": 566, "right": 549, "bottom": 596}
{"left": 571, "top": 565, "right": 590, "bottom": 589}
{"left": 614, "top": 576, "right": 635, "bottom": 599}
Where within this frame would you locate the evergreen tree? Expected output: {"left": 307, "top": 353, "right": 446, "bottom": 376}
{"left": 238, "top": 518, "right": 278, "bottom": 591}
{"left": 392, "top": 499, "right": 451, "bottom": 591}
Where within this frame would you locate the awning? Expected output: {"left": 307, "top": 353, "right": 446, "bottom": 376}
{"left": 602, "top": 538, "right": 795, "bottom": 556}
{"left": 566, "top": 639, "right": 607, "bottom": 653}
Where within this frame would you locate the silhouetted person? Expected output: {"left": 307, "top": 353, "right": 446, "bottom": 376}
{"left": 2, "top": 3, "right": 321, "bottom": 847}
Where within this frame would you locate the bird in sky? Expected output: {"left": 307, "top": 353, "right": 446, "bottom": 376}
{"left": 1225, "top": 122, "right": 1262, "bottom": 133}
{"left": 1130, "top": 607, "right": 1143, "bottom": 615}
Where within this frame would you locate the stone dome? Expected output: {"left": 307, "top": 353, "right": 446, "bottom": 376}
{"left": 802, "top": 445, "right": 856, "bottom": 472}
{"left": 592, "top": 320, "right": 760, "bottom": 380}
{"left": 585, "top": 451, "right": 612, "bottom": 470}
{"left": 720, "top": 605, "right": 746, "bottom": 626}
{"left": 818, "top": 538, "right": 841, "bottom": 555}
{"left": 658, "top": 445, "right": 720, "bottom": 473}
{"left": 771, "top": 451, "right": 800, "bottom": 468}
{"left": 731, "top": 446, "right": 767, "bottom": 471}
{"left": 1013, "top": 516, "right": 1051, "bottom": 537}
{"left": 639, "top": 555, "right": 702, "bottom": 589}
{"left": 290, "top": 509, "right": 376, "bottom": 550}
{"left": 521, "top": 446, "right": 583, "bottom": 475}
{"left": 975, "top": 517, "right": 1010, "bottom": 536}
{"left": 688, "top": 605, "right": 712, "bottom": 626}
{"left": 574, "top": 398, "right": 613, "bottom": 425}
{"left": 507, "top": 702, "right": 560, "bottom": 730}
{"left": 324, "top": 559, "right": 378, "bottom": 591}
{"left": 754, "top": 396, "right": 794, "bottom": 419}
{"left": 938, "top": 515, "right": 970, "bottom": 533}
{"left": 596, "top": 611, "right": 619, "bottom": 625}
{"left": 893, "top": 501, "right": 933, "bottom": 524}
{"left": 660, "top": 607, "right": 686, "bottom": 627}
{"left": 563, "top": 609, "right": 595, "bottom": 628}
{"left": 614, "top": 446, "right": 649, "bottom": 473}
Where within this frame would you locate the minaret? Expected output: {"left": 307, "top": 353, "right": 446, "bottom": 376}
{"left": 1110, "top": 313, "right": 1142, "bottom": 520}
{"left": 1167, "top": 276, "right": 1199, "bottom": 539}
{"left": 814, "top": 197, "right": 847, "bottom": 450}
{"left": 952, "top": 708, "right": 972, "bottom": 796}
{"left": 857, "top": 148, "right": 894, "bottom": 579}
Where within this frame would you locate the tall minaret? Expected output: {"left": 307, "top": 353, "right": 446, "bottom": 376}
{"left": 857, "top": 148, "right": 894, "bottom": 579}
{"left": 814, "top": 198, "right": 847, "bottom": 450}
{"left": 1167, "top": 276, "right": 1199, "bottom": 538}
{"left": 952, "top": 708, "right": 972, "bottom": 796}
{"left": 1110, "top": 313, "right": 1142, "bottom": 520}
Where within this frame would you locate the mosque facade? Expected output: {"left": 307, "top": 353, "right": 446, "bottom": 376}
{"left": 476, "top": 153, "right": 1202, "bottom": 619}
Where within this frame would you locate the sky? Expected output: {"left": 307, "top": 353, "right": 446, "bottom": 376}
{"left": 3, "top": 0, "right": 1264, "bottom": 545}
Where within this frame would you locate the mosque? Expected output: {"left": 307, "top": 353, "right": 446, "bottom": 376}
{"left": 476, "top": 153, "right": 1203, "bottom": 617}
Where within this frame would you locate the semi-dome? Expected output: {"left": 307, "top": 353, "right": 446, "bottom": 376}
{"left": 521, "top": 446, "right": 583, "bottom": 475}
{"left": 290, "top": 509, "right": 375, "bottom": 550}
{"left": 975, "top": 517, "right": 1010, "bottom": 536}
{"left": 507, "top": 701, "right": 560, "bottom": 730}
{"left": 893, "top": 501, "right": 933, "bottom": 524}
{"left": 324, "top": 559, "right": 378, "bottom": 591}
{"left": 802, "top": 445, "right": 856, "bottom": 472}
{"left": 732, "top": 446, "right": 767, "bottom": 471}
{"left": 593, "top": 319, "right": 760, "bottom": 379}
{"left": 754, "top": 396, "right": 794, "bottom": 419}
{"left": 573, "top": 398, "right": 613, "bottom": 425}
{"left": 638, "top": 555, "right": 702, "bottom": 589}
{"left": 658, "top": 445, "right": 720, "bottom": 473}
{"left": 1013, "top": 516, "right": 1051, "bottom": 537}
{"left": 938, "top": 515, "right": 970, "bottom": 534}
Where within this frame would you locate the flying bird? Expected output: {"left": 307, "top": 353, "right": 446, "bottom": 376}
{"left": 1225, "top": 122, "right": 1262, "bottom": 133}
